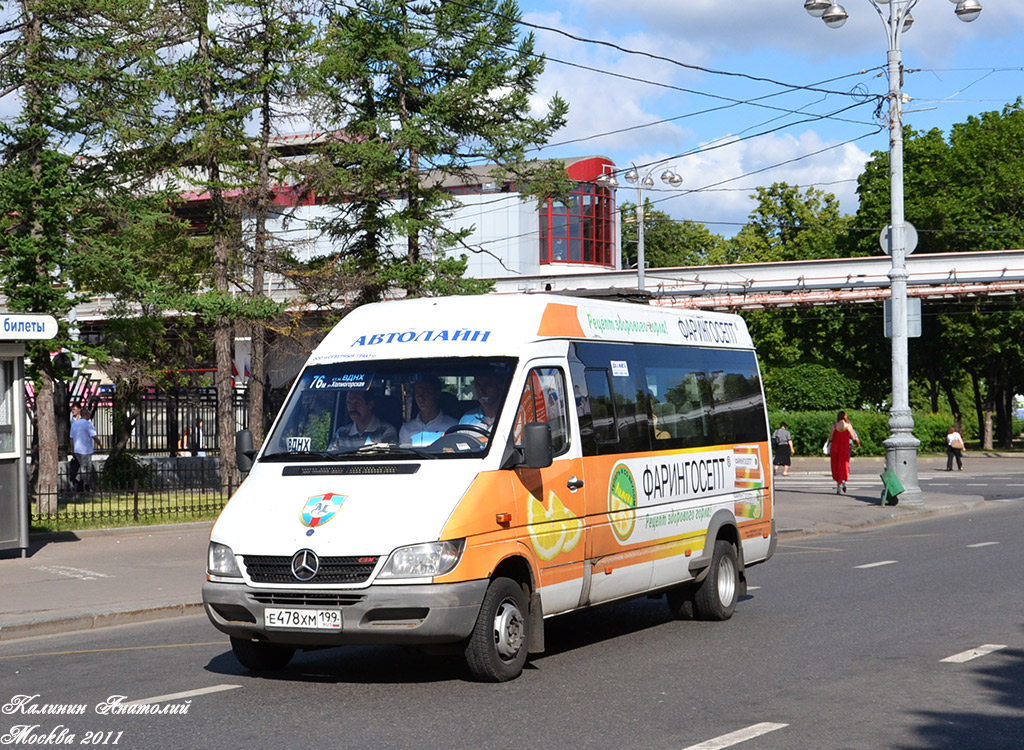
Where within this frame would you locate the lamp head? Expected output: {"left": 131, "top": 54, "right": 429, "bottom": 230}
{"left": 804, "top": 0, "right": 831, "bottom": 18}
{"left": 660, "top": 170, "right": 683, "bottom": 187}
{"left": 955, "top": 0, "right": 982, "bottom": 22}
{"left": 822, "top": 3, "right": 849, "bottom": 28}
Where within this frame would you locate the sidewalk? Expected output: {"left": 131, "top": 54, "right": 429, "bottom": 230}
{"left": 771, "top": 454, "right": 998, "bottom": 536}
{"left": 1, "top": 455, "right": 1020, "bottom": 642}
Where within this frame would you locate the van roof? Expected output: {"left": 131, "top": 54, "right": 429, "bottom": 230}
{"left": 309, "top": 294, "right": 754, "bottom": 365}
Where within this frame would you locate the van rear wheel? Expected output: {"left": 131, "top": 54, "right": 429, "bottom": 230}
{"left": 693, "top": 540, "right": 739, "bottom": 621}
{"left": 230, "top": 637, "right": 295, "bottom": 671}
{"left": 464, "top": 577, "right": 529, "bottom": 682}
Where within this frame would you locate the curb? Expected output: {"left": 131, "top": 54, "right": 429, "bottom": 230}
{"left": 0, "top": 602, "right": 205, "bottom": 642}
{"left": 776, "top": 496, "right": 989, "bottom": 538}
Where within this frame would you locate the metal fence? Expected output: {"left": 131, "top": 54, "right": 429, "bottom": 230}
{"left": 33, "top": 382, "right": 251, "bottom": 457}
{"left": 32, "top": 457, "right": 233, "bottom": 526}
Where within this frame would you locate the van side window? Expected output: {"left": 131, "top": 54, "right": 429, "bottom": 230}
{"left": 572, "top": 340, "right": 767, "bottom": 455}
{"left": 707, "top": 350, "right": 767, "bottom": 444}
{"left": 572, "top": 342, "right": 648, "bottom": 456}
{"left": 583, "top": 368, "right": 614, "bottom": 446}
{"left": 513, "top": 367, "right": 570, "bottom": 456}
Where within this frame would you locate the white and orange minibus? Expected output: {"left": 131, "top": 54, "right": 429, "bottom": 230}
{"left": 203, "top": 293, "right": 776, "bottom": 681}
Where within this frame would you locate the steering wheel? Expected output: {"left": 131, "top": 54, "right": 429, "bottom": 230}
{"left": 444, "top": 423, "right": 491, "bottom": 438}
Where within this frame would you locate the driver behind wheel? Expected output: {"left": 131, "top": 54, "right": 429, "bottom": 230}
{"left": 459, "top": 372, "right": 505, "bottom": 434}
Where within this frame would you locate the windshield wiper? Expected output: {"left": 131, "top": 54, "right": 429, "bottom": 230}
{"left": 261, "top": 450, "right": 342, "bottom": 462}
{"left": 334, "top": 443, "right": 437, "bottom": 459}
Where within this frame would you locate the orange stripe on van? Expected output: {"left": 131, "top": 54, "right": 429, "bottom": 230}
{"left": 538, "top": 303, "right": 587, "bottom": 338}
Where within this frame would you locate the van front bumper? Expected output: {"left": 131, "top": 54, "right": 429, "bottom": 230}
{"left": 202, "top": 579, "right": 489, "bottom": 647}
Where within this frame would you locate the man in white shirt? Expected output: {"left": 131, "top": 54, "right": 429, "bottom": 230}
{"left": 400, "top": 376, "right": 456, "bottom": 446}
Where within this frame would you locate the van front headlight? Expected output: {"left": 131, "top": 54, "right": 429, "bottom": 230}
{"left": 207, "top": 542, "right": 242, "bottom": 578}
{"left": 378, "top": 539, "right": 465, "bottom": 579}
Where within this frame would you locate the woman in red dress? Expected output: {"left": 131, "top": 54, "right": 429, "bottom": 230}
{"left": 829, "top": 410, "right": 861, "bottom": 494}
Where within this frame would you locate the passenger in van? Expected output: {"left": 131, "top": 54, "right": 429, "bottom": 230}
{"left": 459, "top": 372, "right": 504, "bottom": 433}
{"left": 328, "top": 390, "right": 398, "bottom": 451}
{"left": 400, "top": 376, "right": 457, "bottom": 445}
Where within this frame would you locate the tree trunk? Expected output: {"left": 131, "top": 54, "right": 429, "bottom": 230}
{"left": 248, "top": 45, "right": 272, "bottom": 449}
{"left": 971, "top": 373, "right": 987, "bottom": 449}
{"left": 34, "top": 369, "right": 59, "bottom": 514}
{"left": 940, "top": 377, "right": 961, "bottom": 425}
{"left": 193, "top": 5, "right": 236, "bottom": 492}
{"left": 215, "top": 316, "right": 234, "bottom": 490}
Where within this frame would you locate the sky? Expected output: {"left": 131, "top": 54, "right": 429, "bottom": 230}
{"left": 517, "top": 0, "right": 1024, "bottom": 237}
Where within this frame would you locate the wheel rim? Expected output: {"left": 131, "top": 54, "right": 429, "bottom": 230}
{"left": 717, "top": 556, "right": 736, "bottom": 606}
{"left": 492, "top": 597, "right": 525, "bottom": 660}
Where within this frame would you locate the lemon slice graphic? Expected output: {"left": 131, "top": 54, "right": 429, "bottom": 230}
{"left": 527, "top": 491, "right": 582, "bottom": 561}
{"left": 551, "top": 492, "right": 583, "bottom": 552}
{"left": 609, "top": 465, "right": 637, "bottom": 541}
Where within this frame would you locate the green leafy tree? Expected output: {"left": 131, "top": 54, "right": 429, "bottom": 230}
{"left": 619, "top": 199, "right": 725, "bottom": 270}
{"left": 852, "top": 101, "right": 1024, "bottom": 446}
{"left": 762, "top": 363, "right": 860, "bottom": 412}
{"left": 303, "top": 0, "right": 568, "bottom": 305}
{"left": 721, "top": 182, "right": 851, "bottom": 264}
{"left": 716, "top": 183, "right": 885, "bottom": 410}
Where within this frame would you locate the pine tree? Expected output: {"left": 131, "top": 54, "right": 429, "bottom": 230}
{"left": 302, "top": 0, "right": 568, "bottom": 304}
{"left": 0, "top": 0, "right": 182, "bottom": 507}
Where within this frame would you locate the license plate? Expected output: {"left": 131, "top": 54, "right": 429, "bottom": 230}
{"left": 265, "top": 608, "right": 342, "bottom": 630}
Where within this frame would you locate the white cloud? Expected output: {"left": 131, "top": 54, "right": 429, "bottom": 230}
{"left": 647, "top": 130, "right": 872, "bottom": 234}
{"left": 520, "top": 0, "right": 1023, "bottom": 235}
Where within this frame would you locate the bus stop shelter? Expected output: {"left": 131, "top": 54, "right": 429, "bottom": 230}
{"left": 0, "top": 313, "right": 57, "bottom": 557}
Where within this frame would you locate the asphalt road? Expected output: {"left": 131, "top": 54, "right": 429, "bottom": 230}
{"left": 1, "top": 500, "right": 1020, "bottom": 750}
{"left": 775, "top": 458, "right": 1024, "bottom": 503}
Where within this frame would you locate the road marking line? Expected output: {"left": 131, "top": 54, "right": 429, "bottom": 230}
{"left": 125, "top": 684, "right": 241, "bottom": 705}
{"left": 0, "top": 642, "right": 225, "bottom": 661}
{"left": 33, "top": 565, "right": 113, "bottom": 581}
{"left": 966, "top": 542, "right": 1000, "bottom": 548}
{"left": 855, "top": 560, "right": 898, "bottom": 569}
{"left": 1006, "top": 484, "right": 1024, "bottom": 487}
{"left": 682, "top": 723, "right": 788, "bottom": 750}
{"left": 941, "top": 645, "right": 1007, "bottom": 663}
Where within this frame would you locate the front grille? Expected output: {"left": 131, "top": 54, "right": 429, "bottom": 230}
{"left": 250, "top": 592, "right": 366, "bottom": 607}
{"left": 243, "top": 555, "right": 379, "bottom": 584}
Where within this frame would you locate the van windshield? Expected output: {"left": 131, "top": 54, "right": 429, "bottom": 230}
{"left": 262, "top": 357, "right": 517, "bottom": 461}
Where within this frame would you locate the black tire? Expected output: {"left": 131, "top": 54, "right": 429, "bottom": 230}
{"left": 666, "top": 585, "right": 695, "bottom": 620}
{"left": 230, "top": 637, "right": 295, "bottom": 671}
{"left": 693, "top": 540, "right": 739, "bottom": 621}
{"left": 464, "top": 577, "right": 529, "bottom": 682}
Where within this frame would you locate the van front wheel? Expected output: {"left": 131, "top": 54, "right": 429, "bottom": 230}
{"left": 465, "top": 577, "right": 529, "bottom": 682}
{"left": 693, "top": 540, "right": 739, "bottom": 621}
{"left": 230, "top": 637, "right": 295, "bottom": 672}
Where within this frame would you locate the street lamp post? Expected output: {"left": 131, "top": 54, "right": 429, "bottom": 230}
{"left": 806, "top": 0, "right": 981, "bottom": 506}
{"left": 599, "top": 164, "right": 683, "bottom": 290}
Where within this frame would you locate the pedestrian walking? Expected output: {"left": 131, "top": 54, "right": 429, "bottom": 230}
{"left": 829, "top": 410, "right": 860, "bottom": 495}
{"left": 69, "top": 407, "right": 102, "bottom": 491}
{"left": 68, "top": 403, "right": 82, "bottom": 489}
{"left": 946, "top": 425, "right": 965, "bottom": 471}
{"left": 772, "top": 422, "right": 793, "bottom": 477}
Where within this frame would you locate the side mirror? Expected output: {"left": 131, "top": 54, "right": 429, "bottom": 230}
{"left": 522, "top": 422, "right": 553, "bottom": 469}
{"left": 235, "top": 429, "right": 255, "bottom": 473}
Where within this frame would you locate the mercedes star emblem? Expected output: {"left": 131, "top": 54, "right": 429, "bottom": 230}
{"left": 291, "top": 549, "right": 320, "bottom": 582}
